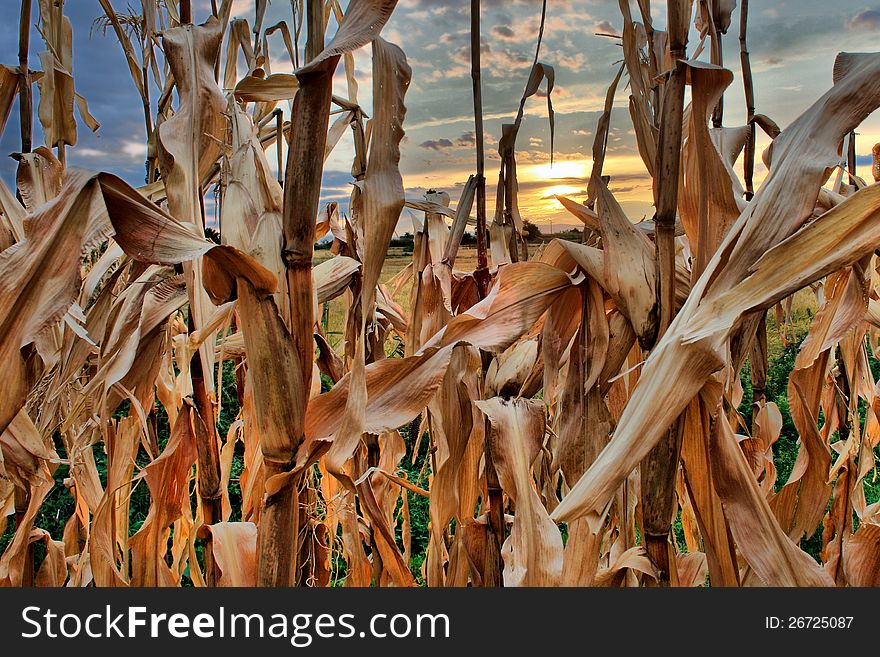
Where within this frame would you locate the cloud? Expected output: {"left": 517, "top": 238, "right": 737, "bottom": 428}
{"left": 195, "top": 0, "right": 254, "bottom": 19}
{"left": 540, "top": 189, "right": 586, "bottom": 200}
{"left": 517, "top": 177, "right": 587, "bottom": 192}
{"left": 536, "top": 87, "right": 570, "bottom": 101}
{"left": 849, "top": 8, "right": 880, "bottom": 30}
{"left": 449, "top": 41, "right": 533, "bottom": 77}
{"left": 492, "top": 25, "right": 516, "bottom": 40}
{"left": 415, "top": 132, "right": 494, "bottom": 153}
{"left": 419, "top": 138, "right": 455, "bottom": 150}
{"left": 440, "top": 31, "right": 469, "bottom": 45}
{"left": 122, "top": 141, "right": 147, "bottom": 159}
{"left": 592, "top": 20, "right": 620, "bottom": 36}
{"left": 1, "top": 0, "right": 870, "bottom": 225}
{"left": 73, "top": 148, "right": 111, "bottom": 159}
{"left": 454, "top": 131, "right": 497, "bottom": 147}
{"left": 555, "top": 52, "right": 587, "bottom": 72}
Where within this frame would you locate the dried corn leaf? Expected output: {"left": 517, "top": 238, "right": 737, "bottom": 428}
{"left": 843, "top": 523, "right": 880, "bottom": 586}
{"left": 129, "top": 404, "right": 198, "bottom": 587}
{"left": 423, "top": 262, "right": 575, "bottom": 353}
{"left": 234, "top": 73, "right": 299, "bottom": 101}
{"left": 476, "top": 397, "right": 562, "bottom": 587}
{"left": 0, "top": 64, "right": 18, "bottom": 137}
{"left": 710, "top": 397, "right": 834, "bottom": 586}
{"left": 204, "top": 522, "right": 258, "bottom": 586}
{"left": 554, "top": 52, "right": 880, "bottom": 530}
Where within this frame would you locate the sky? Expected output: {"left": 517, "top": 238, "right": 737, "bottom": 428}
{"left": 2, "top": 0, "right": 880, "bottom": 233}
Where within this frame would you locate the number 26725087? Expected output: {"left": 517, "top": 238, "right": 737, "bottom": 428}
{"left": 765, "top": 617, "right": 853, "bottom": 630}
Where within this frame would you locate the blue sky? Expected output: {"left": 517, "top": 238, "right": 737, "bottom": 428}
{"left": 2, "top": 0, "right": 880, "bottom": 230}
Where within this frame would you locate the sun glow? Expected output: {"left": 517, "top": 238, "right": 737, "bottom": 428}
{"left": 524, "top": 159, "right": 591, "bottom": 181}
{"left": 538, "top": 185, "right": 583, "bottom": 210}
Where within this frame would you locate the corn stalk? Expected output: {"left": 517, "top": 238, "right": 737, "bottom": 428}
{"left": 640, "top": 0, "right": 690, "bottom": 585}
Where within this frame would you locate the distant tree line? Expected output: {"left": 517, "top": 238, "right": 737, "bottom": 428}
{"left": 315, "top": 220, "right": 583, "bottom": 253}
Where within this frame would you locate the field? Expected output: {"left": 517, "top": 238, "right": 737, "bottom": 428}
{"left": 1, "top": 254, "right": 865, "bottom": 582}
{"left": 2, "top": 0, "right": 880, "bottom": 590}
{"left": 320, "top": 245, "right": 819, "bottom": 358}
{"left": 316, "top": 245, "right": 508, "bottom": 349}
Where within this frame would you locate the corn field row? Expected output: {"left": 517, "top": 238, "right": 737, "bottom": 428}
{"left": 0, "top": 0, "right": 879, "bottom": 587}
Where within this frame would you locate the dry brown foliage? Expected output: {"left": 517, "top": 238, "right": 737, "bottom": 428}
{"left": 0, "top": 0, "right": 878, "bottom": 588}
